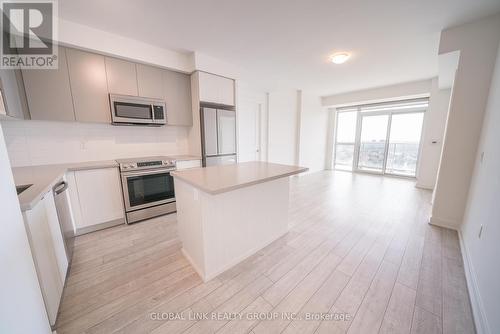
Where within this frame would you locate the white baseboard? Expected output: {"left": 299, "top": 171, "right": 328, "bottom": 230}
{"left": 75, "top": 218, "right": 125, "bottom": 235}
{"left": 429, "top": 217, "right": 491, "bottom": 334}
{"left": 457, "top": 230, "right": 490, "bottom": 334}
{"left": 415, "top": 182, "right": 434, "bottom": 190}
{"left": 430, "top": 217, "right": 489, "bottom": 333}
{"left": 429, "top": 216, "right": 459, "bottom": 230}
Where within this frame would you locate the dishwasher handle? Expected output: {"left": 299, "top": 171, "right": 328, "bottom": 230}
{"left": 53, "top": 181, "right": 68, "bottom": 195}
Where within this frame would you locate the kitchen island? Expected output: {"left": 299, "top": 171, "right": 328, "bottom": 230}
{"left": 171, "top": 161, "right": 308, "bottom": 281}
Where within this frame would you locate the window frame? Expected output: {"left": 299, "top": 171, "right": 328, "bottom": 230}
{"left": 333, "top": 98, "right": 428, "bottom": 177}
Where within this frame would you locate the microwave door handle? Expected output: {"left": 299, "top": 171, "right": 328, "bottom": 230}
{"left": 151, "top": 104, "right": 155, "bottom": 122}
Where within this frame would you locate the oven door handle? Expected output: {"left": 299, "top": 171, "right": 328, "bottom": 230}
{"left": 121, "top": 168, "right": 176, "bottom": 177}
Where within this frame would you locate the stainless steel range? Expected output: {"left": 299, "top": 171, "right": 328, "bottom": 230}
{"left": 117, "top": 156, "right": 177, "bottom": 224}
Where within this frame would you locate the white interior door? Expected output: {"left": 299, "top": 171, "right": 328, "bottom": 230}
{"left": 237, "top": 102, "right": 260, "bottom": 162}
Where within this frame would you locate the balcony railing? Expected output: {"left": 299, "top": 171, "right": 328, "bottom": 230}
{"left": 335, "top": 141, "right": 420, "bottom": 176}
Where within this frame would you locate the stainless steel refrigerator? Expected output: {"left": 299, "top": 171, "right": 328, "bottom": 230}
{"left": 201, "top": 107, "right": 237, "bottom": 166}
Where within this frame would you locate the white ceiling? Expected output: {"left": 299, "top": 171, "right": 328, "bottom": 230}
{"left": 59, "top": 0, "right": 500, "bottom": 96}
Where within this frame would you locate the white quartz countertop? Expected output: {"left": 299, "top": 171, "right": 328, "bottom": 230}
{"left": 171, "top": 161, "right": 308, "bottom": 194}
{"left": 12, "top": 160, "right": 119, "bottom": 211}
{"left": 12, "top": 155, "right": 202, "bottom": 211}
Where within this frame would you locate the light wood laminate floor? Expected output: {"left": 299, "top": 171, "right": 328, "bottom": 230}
{"left": 56, "top": 171, "right": 475, "bottom": 334}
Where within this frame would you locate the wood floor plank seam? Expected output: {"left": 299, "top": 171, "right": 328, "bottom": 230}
{"left": 315, "top": 221, "right": 397, "bottom": 334}
{"left": 57, "top": 259, "right": 192, "bottom": 326}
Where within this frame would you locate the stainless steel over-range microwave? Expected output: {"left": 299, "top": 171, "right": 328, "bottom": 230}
{"left": 110, "top": 94, "right": 166, "bottom": 126}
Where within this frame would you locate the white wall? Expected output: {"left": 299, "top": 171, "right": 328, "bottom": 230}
{"left": 460, "top": 41, "right": 500, "bottom": 334}
{"left": 322, "top": 79, "right": 432, "bottom": 107}
{"left": 298, "top": 91, "right": 328, "bottom": 172}
{"left": 193, "top": 52, "right": 241, "bottom": 81}
{"left": 266, "top": 90, "right": 329, "bottom": 171}
{"left": 1, "top": 120, "right": 189, "bottom": 167}
{"left": 267, "top": 91, "right": 300, "bottom": 165}
{"left": 57, "top": 18, "right": 194, "bottom": 73}
{"left": 0, "top": 124, "right": 51, "bottom": 334}
{"left": 416, "top": 78, "right": 451, "bottom": 189}
{"left": 431, "top": 14, "right": 500, "bottom": 229}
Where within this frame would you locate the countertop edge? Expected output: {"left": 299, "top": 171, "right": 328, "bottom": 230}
{"left": 172, "top": 166, "right": 308, "bottom": 195}
{"left": 14, "top": 161, "right": 120, "bottom": 212}
{"left": 14, "top": 156, "right": 202, "bottom": 211}
{"left": 17, "top": 168, "right": 67, "bottom": 211}
{"left": 67, "top": 164, "right": 118, "bottom": 171}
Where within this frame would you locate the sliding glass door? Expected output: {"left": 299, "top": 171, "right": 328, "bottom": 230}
{"left": 357, "top": 114, "right": 390, "bottom": 173}
{"left": 333, "top": 99, "right": 427, "bottom": 177}
{"left": 385, "top": 112, "right": 424, "bottom": 176}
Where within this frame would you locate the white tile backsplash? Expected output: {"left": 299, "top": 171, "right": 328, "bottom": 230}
{"left": 0, "top": 119, "right": 189, "bottom": 167}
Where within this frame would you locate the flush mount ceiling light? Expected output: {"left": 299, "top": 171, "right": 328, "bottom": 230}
{"left": 330, "top": 52, "right": 351, "bottom": 64}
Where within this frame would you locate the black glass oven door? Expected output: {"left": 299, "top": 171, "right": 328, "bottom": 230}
{"left": 124, "top": 171, "right": 175, "bottom": 211}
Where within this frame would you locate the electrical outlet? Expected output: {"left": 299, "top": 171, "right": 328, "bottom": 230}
{"left": 478, "top": 224, "right": 483, "bottom": 239}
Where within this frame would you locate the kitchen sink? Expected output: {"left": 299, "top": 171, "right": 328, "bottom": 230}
{"left": 16, "top": 184, "right": 33, "bottom": 195}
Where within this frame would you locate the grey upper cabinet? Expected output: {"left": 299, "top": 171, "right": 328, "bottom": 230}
{"left": 0, "top": 69, "right": 30, "bottom": 119}
{"left": 15, "top": 46, "right": 193, "bottom": 126}
{"left": 137, "top": 63, "right": 192, "bottom": 126}
{"left": 136, "top": 64, "right": 163, "bottom": 99}
{"left": 66, "top": 49, "right": 110, "bottom": 123}
{"left": 105, "top": 57, "right": 138, "bottom": 96}
{"left": 22, "top": 46, "right": 75, "bottom": 121}
{"left": 163, "top": 70, "right": 192, "bottom": 126}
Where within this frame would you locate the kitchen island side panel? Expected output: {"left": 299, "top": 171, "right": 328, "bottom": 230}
{"left": 174, "top": 178, "right": 207, "bottom": 278}
{"left": 174, "top": 177, "right": 290, "bottom": 281}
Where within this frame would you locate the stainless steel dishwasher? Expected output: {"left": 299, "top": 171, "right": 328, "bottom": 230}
{"left": 52, "top": 179, "right": 75, "bottom": 264}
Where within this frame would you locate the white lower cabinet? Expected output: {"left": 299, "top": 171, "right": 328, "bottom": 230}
{"left": 67, "top": 168, "right": 125, "bottom": 234}
{"left": 23, "top": 191, "right": 68, "bottom": 327}
{"left": 176, "top": 159, "right": 202, "bottom": 170}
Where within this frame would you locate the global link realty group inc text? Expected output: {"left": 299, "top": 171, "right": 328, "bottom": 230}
{"left": 150, "top": 311, "right": 352, "bottom": 322}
